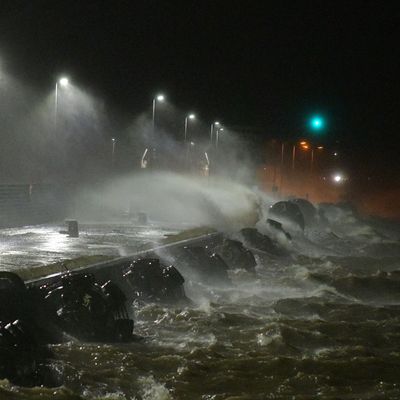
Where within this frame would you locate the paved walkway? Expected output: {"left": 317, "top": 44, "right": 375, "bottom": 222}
{"left": 0, "top": 220, "right": 183, "bottom": 271}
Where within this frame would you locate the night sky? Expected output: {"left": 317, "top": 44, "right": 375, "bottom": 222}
{"left": 0, "top": 0, "right": 399, "bottom": 180}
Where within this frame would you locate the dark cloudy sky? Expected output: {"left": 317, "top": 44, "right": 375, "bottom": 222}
{"left": 0, "top": 1, "right": 399, "bottom": 175}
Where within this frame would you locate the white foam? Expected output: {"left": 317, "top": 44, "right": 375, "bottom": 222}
{"left": 138, "top": 375, "right": 172, "bottom": 400}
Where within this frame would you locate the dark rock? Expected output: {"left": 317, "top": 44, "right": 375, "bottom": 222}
{"left": 289, "top": 198, "right": 317, "bottom": 226}
{"left": 174, "top": 246, "right": 230, "bottom": 285}
{"left": 42, "top": 272, "right": 134, "bottom": 342}
{"left": 214, "top": 238, "right": 257, "bottom": 272}
{"left": 0, "top": 273, "right": 61, "bottom": 386}
{"left": 269, "top": 201, "right": 305, "bottom": 231}
{"left": 239, "top": 227, "right": 284, "bottom": 255}
{"left": 266, "top": 219, "right": 292, "bottom": 240}
{"left": 0, "top": 319, "right": 41, "bottom": 386}
{"left": 123, "top": 258, "right": 188, "bottom": 303}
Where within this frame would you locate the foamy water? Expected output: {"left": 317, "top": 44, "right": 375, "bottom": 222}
{"left": 1, "top": 205, "right": 400, "bottom": 399}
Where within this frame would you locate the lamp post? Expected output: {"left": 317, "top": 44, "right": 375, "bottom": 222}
{"left": 292, "top": 143, "right": 296, "bottom": 171}
{"left": 311, "top": 146, "right": 323, "bottom": 172}
{"left": 184, "top": 113, "right": 195, "bottom": 143}
{"left": 150, "top": 94, "right": 165, "bottom": 167}
{"left": 210, "top": 121, "right": 220, "bottom": 146}
{"left": 152, "top": 94, "right": 165, "bottom": 139}
{"left": 279, "top": 142, "right": 285, "bottom": 194}
{"left": 292, "top": 141, "right": 310, "bottom": 171}
{"left": 215, "top": 127, "right": 223, "bottom": 148}
{"left": 55, "top": 77, "right": 69, "bottom": 131}
{"left": 111, "top": 138, "right": 116, "bottom": 167}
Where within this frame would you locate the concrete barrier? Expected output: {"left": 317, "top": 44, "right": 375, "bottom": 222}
{"left": 27, "top": 229, "right": 223, "bottom": 288}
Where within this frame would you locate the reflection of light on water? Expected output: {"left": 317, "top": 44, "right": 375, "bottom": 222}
{"left": 0, "top": 222, "right": 180, "bottom": 269}
{"left": 141, "top": 229, "right": 164, "bottom": 237}
{"left": 41, "top": 232, "right": 71, "bottom": 252}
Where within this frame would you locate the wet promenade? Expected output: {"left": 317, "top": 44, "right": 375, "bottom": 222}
{"left": 0, "top": 220, "right": 184, "bottom": 271}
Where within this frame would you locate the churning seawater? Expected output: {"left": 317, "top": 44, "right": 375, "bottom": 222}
{"left": 1, "top": 209, "right": 400, "bottom": 399}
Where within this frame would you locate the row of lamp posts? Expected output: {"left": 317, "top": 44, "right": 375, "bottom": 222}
{"left": 55, "top": 79, "right": 327, "bottom": 177}
{"left": 55, "top": 83, "right": 221, "bottom": 169}
{"left": 278, "top": 140, "right": 325, "bottom": 196}
{"left": 148, "top": 93, "right": 225, "bottom": 171}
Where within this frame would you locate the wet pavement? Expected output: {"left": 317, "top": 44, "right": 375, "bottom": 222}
{"left": 0, "top": 220, "right": 185, "bottom": 271}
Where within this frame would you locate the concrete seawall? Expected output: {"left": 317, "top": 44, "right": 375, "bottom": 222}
{"left": 27, "top": 228, "right": 222, "bottom": 288}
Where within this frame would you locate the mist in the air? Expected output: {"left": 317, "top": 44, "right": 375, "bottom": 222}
{"left": 0, "top": 67, "right": 277, "bottom": 230}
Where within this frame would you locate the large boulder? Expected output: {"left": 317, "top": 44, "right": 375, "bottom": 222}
{"left": 0, "top": 272, "right": 60, "bottom": 386}
{"left": 266, "top": 219, "right": 292, "bottom": 241}
{"left": 123, "top": 258, "right": 188, "bottom": 303}
{"left": 0, "top": 272, "right": 50, "bottom": 343}
{"left": 289, "top": 198, "right": 317, "bottom": 226}
{"left": 268, "top": 201, "right": 305, "bottom": 231}
{"left": 239, "top": 227, "right": 284, "bottom": 255}
{"left": 174, "top": 246, "right": 230, "bottom": 285}
{"left": 0, "top": 319, "right": 41, "bottom": 386}
{"left": 43, "top": 272, "right": 133, "bottom": 342}
{"left": 0, "top": 272, "right": 30, "bottom": 321}
{"left": 214, "top": 238, "right": 257, "bottom": 272}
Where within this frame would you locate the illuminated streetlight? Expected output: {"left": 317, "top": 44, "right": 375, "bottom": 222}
{"left": 333, "top": 174, "right": 343, "bottom": 183}
{"left": 111, "top": 138, "right": 116, "bottom": 167}
{"left": 59, "top": 77, "right": 69, "bottom": 87}
{"left": 311, "top": 145, "right": 324, "bottom": 172}
{"left": 210, "top": 121, "right": 220, "bottom": 146}
{"left": 152, "top": 93, "right": 165, "bottom": 137}
{"left": 292, "top": 140, "right": 312, "bottom": 170}
{"left": 294, "top": 141, "right": 324, "bottom": 172}
{"left": 216, "top": 127, "right": 224, "bottom": 148}
{"left": 184, "top": 113, "right": 196, "bottom": 143}
{"left": 55, "top": 76, "right": 70, "bottom": 130}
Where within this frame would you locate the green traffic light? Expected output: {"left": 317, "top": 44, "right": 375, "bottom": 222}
{"left": 310, "top": 115, "right": 325, "bottom": 131}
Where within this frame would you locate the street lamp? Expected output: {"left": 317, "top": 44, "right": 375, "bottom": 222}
{"left": 152, "top": 93, "right": 165, "bottom": 137}
{"left": 216, "top": 127, "right": 224, "bottom": 148}
{"left": 332, "top": 174, "right": 344, "bottom": 183}
{"left": 111, "top": 138, "right": 116, "bottom": 167}
{"left": 292, "top": 140, "right": 310, "bottom": 170}
{"left": 279, "top": 142, "right": 286, "bottom": 194}
{"left": 55, "top": 76, "right": 69, "bottom": 130}
{"left": 292, "top": 143, "right": 297, "bottom": 170}
{"left": 293, "top": 141, "right": 323, "bottom": 171}
{"left": 210, "top": 121, "right": 220, "bottom": 146}
{"left": 184, "top": 113, "right": 196, "bottom": 143}
{"left": 59, "top": 77, "right": 68, "bottom": 87}
{"left": 311, "top": 145, "right": 324, "bottom": 172}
